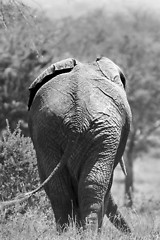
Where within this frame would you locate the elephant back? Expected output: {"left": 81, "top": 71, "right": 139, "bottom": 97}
{"left": 28, "top": 58, "right": 77, "bottom": 110}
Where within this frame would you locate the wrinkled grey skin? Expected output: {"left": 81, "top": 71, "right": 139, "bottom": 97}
{"left": 28, "top": 57, "right": 132, "bottom": 233}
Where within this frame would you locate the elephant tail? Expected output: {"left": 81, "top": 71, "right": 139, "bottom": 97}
{"left": 0, "top": 161, "right": 62, "bottom": 210}
{"left": 0, "top": 137, "right": 77, "bottom": 210}
{"left": 119, "top": 157, "right": 127, "bottom": 176}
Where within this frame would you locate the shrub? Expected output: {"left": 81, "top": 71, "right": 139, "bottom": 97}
{"left": 0, "top": 120, "right": 38, "bottom": 201}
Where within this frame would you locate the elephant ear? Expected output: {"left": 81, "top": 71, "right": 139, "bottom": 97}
{"left": 96, "top": 57, "right": 126, "bottom": 89}
{"left": 28, "top": 58, "right": 77, "bottom": 110}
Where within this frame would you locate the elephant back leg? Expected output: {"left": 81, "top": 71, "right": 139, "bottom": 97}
{"left": 105, "top": 193, "right": 131, "bottom": 234}
{"left": 37, "top": 146, "right": 81, "bottom": 231}
{"left": 97, "top": 175, "right": 131, "bottom": 234}
{"left": 78, "top": 128, "right": 121, "bottom": 232}
{"left": 33, "top": 123, "right": 81, "bottom": 232}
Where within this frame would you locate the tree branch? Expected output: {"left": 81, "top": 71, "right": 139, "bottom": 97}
{"left": 136, "top": 120, "right": 160, "bottom": 143}
{"left": 0, "top": 0, "right": 7, "bottom": 28}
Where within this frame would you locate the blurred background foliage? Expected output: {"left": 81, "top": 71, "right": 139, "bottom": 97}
{"left": 0, "top": 0, "right": 160, "bottom": 206}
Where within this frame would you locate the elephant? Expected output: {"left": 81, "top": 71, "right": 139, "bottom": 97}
{"left": 28, "top": 57, "right": 132, "bottom": 234}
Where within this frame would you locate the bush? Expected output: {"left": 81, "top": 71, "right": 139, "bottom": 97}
{"left": 0, "top": 120, "right": 38, "bottom": 201}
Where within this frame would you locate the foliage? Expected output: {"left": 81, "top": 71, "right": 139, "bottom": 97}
{"left": 0, "top": 1, "right": 59, "bottom": 133}
{"left": 0, "top": 121, "right": 37, "bottom": 201}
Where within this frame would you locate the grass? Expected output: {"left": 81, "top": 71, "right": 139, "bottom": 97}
{"left": 1, "top": 155, "right": 160, "bottom": 239}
